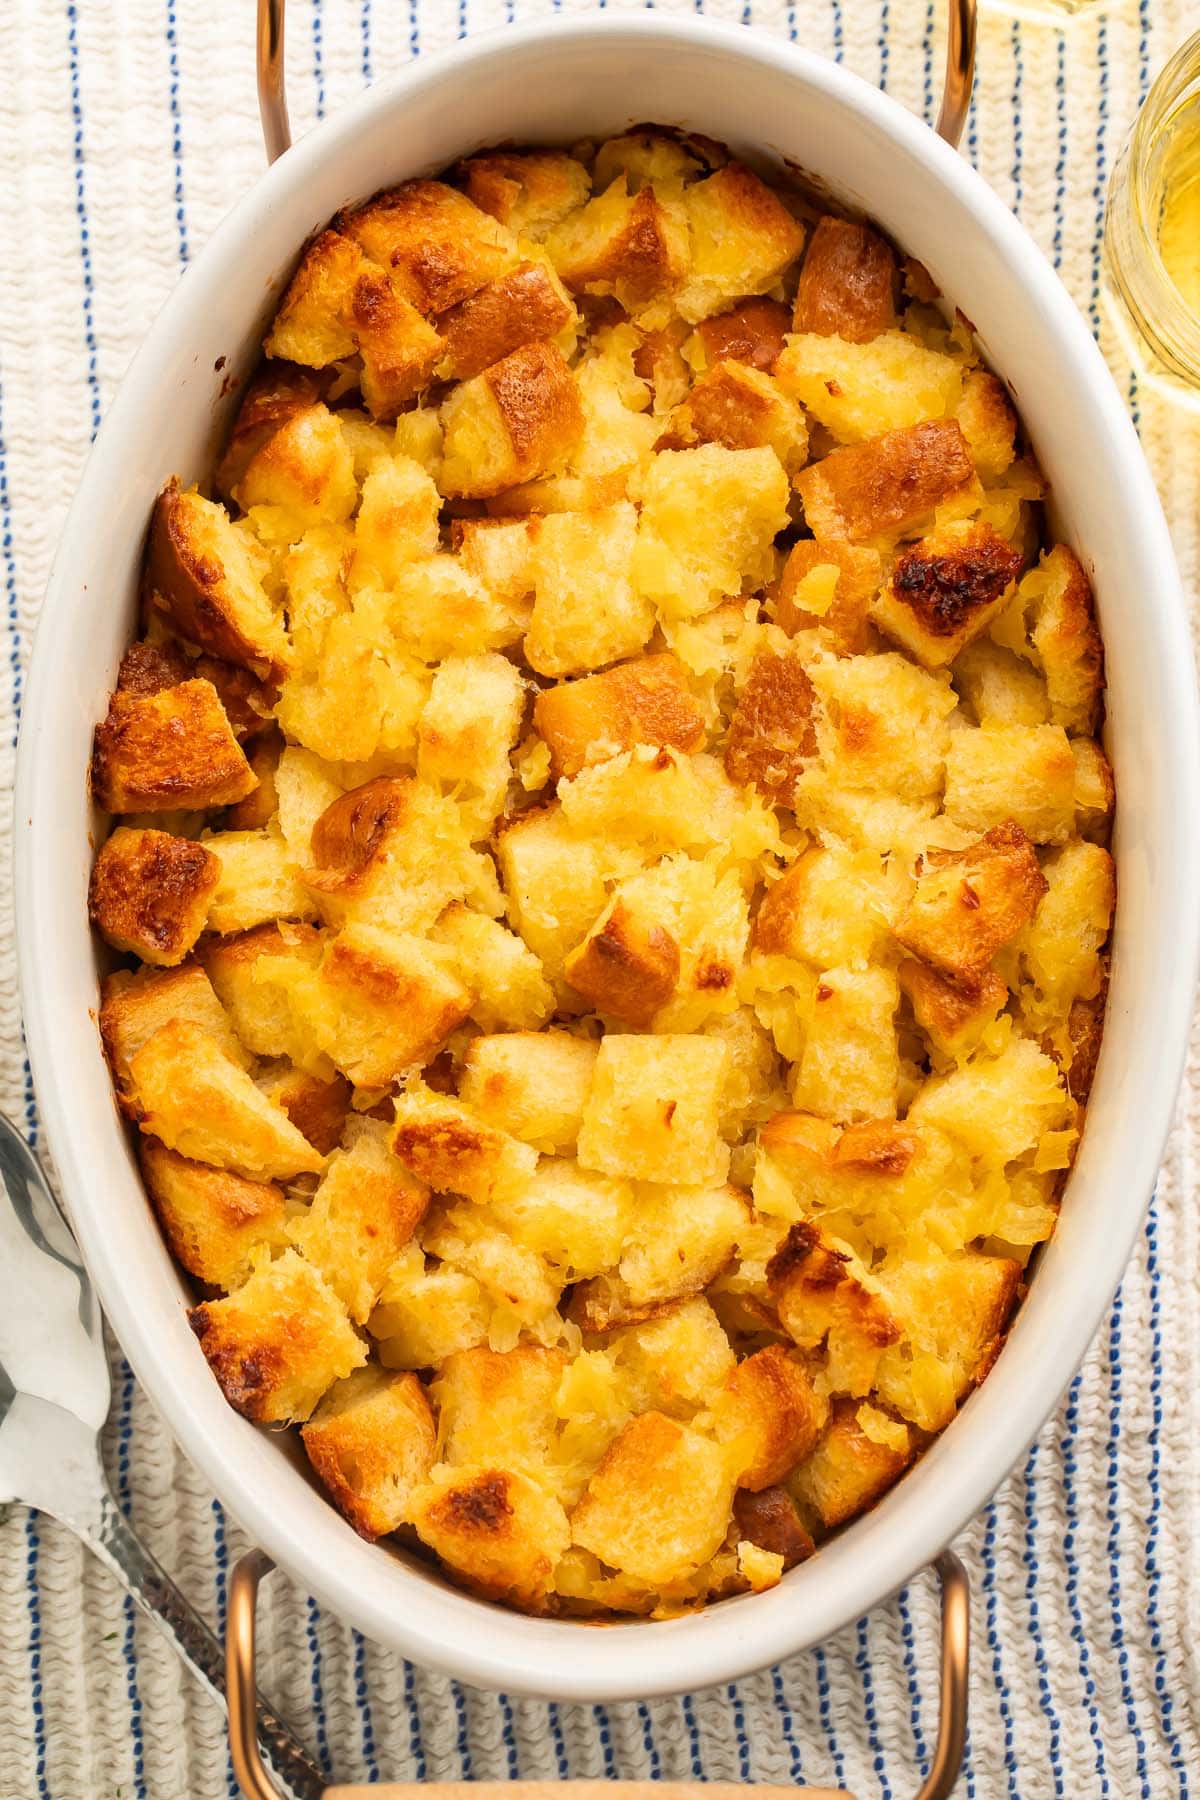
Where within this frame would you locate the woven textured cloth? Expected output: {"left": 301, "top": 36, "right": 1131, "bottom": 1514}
{"left": 1, "top": 1, "right": 1197, "bottom": 1795}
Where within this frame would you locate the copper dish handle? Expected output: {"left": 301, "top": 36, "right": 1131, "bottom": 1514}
{"left": 255, "top": 0, "right": 977, "bottom": 160}
{"left": 226, "top": 1548, "right": 969, "bottom": 1800}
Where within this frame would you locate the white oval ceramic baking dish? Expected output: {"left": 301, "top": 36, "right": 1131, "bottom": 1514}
{"left": 14, "top": 11, "right": 1200, "bottom": 1707}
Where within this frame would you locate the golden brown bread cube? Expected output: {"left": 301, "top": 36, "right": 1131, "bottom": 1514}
{"left": 525, "top": 502, "right": 655, "bottom": 678}
{"left": 437, "top": 261, "right": 575, "bottom": 383}
{"left": 576, "top": 1033, "right": 730, "bottom": 1186}
{"left": 408, "top": 1464, "right": 570, "bottom": 1609}
{"left": 199, "top": 921, "right": 322, "bottom": 1061}
{"left": 795, "top": 419, "right": 976, "bottom": 544}
{"left": 952, "top": 637, "right": 1050, "bottom": 728}
{"left": 92, "top": 679, "right": 258, "bottom": 814}
{"left": 458, "top": 1031, "right": 599, "bottom": 1154}
{"left": 292, "top": 924, "right": 474, "bottom": 1088}
{"left": 760, "top": 1111, "right": 922, "bottom": 1189}
{"left": 942, "top": 724, "right": 1077, "bottom": 845}
{"left": 894, "top": 821, "right": 1048, "bottom": 985}
{"left": 632, "top": 443, "right": 790, "bottom": 620}
{"left": 768, "top": 1220, "right": 901, "bottom": 1397}
{"left": 431, "top": 904, "right": 555, "bottom": 1034}
{"left": 875, "top": 1250, "right": 1022, "bottom": 1430}
{"left": 723, "top": 649, "right": 818, "bottom": 809}
{"left": 434, "top": 1343, "right": 566, "bottom": 1478}
{"left": 99, "top": 963, "right": 248, "bottom": 1111}
{"left": 486, "top": 1160, "right": 634, "bottom": 1283}
{"left": 792, "top": 214, "right": 898, "bottom": 342}
{"left": 225, "top": 729, "right": 283, "bottom": 831}
{"left": 417, "top": 653, "right": 526, "bottom": 827}
{"left": 495, "top": 802, "right": 614, "bottom": 981}
{"left": 563, "top": 897, "right": 681, "bottom": 1028}
{"left": 440, "top": 340, "right": 584, "bottom": 499}
{"left": 712, "top": 1345, "right": 822, "bottom": 1490}
{"left": 188, "top": 1248, "right": 366, "bottom": 1423}
{"left": 871, "top": 521, "right": 1025, "bottom": 669}
{"left": 790, "top": 964, "right": 901, "bottom": 1122}
{"left": 128, "top": 1018, "right": 326, "bottom": 1179}
{"left": 570, "top": 1183, "right": 749, "bottom": 1332}
{"left": 265, "top": 228, "right": 365, "bottom": 364}
{"left": 89, "top": 828, "right": 219, "bottom": 966}
{"left": 733, "top": 1484, "right": 815, "bottom": 1568}
{"left": 545, "top": 178, "right": 689, "bottom": 315}
{"left": 231, "top": 403, "right": 357, "bottom": 532}
{"left": 569, "top": 1411, "right": 735, "bottom": 1585}
{"left": 669, "top": 359, "right": 808, "bottom": 472}
{"left": 806, "top": 648, "right": 956, "bottom": 803}
{"left": 790, "top": 1399, "right": 913, "bottom": 1531}
{"left": 955, "top": 368, "right": 1018, "bottom": 480}
{"left": 694, "top": 297, "right": 792, "bottom": 373}
{"left": 215, "top": 361, "right": 333, "bottom": 499}
{"left": 906, "top": 1033, "right": 1071, "bottom": 1166}
{"left": 301, "top": 1366, "right": 437, "bottom": 1540}
{"left": 339, "top": 180, "right": 518, "bottom": 315}
{"left": 391, "top": 1086, "right": 538, "bottom": 1205}
{"left": 1023, "top": 545, "right": 1104, "bottom": 736}
{"left": 751, "top": 844, "right": 891, "bottom": 969}
{"left": 201, "top": 827, "right": 318, "bottom": 935}
{"left": 898, "top": 959, "right": 1008, "bottom": 1060}
{"left": 289, "top": 1120, "right": 429, "bottom": 1323}
{"left": 257, "top": 1063, "right": 351, "bottom": 1156}
{"left": 532, "top": 652, "right": 705, "bottom": 780}
{"left": 145, "top": 483, "right": 290, "bottom": 680}
{"left": 460, "top": 149, "right": 592, "bottom": 241}
{"left": 775, "top": 539, "right": 882, "bottom": 654}
{"left": 138, "top": 1136, "right": 291, "bottom": 1291}
{"left": 677, "top": 163, "right": 806, "bottom": 323}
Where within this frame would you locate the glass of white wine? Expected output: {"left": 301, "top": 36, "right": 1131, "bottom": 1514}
{"left": 1103, "top": 30, "right": 1200, "bottom": 407}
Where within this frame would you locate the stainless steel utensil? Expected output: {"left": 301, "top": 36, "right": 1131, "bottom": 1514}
{"left": 0, "top": 1109, "right": 325, "bottom": 1800}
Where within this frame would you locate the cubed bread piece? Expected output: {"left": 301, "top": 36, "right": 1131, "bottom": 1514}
{"left": 287, "top": 924, "right": 473, "bottom": 1087}
{"left": 563, "top": 896, "right": 681, "bottom": 1027}
{"left": 437, "top": 261, "right": 575, "bottom": 383}
{"left": 409, "top": 1464, "right": 570, "bottom": 1608}
{"left": 384, "top": 556, "right": 522, "bottom": 663}
{"left": 577, "top": 1034, "right": 730, "bottom": 1186}
{"left": 753, "top": 845, "right": 893, "bottom": 968}
{"left": 795, "top": 419, "right": 975, "bottom": 543}
{"left": 422, "top": 1198, "right": 564, "bottom": 1334}
{"left": 532, "top": 653, "right": 705, "bottom": 780}
{"left": 92, "top": 679, "right": 257, "bottom": 814}
{"left": 790, "top": 1399, "right": 912, "bottom": 1530}
{"left": 452, "top": 516, "right": 536, "bottom": 619}
{"left": 202, "top": 828, "right": 316, "bottom": 935}
{"left": 953, "top": 638, "right": 1049, "bottom": 727}
{"left": 592, "top": 130, "right": 705, "bottom": 193}
{"left": 807, "top": 649, "right": 957, "bottom": 801}
{"left": 545, "top": 177, "right": 689, "bottom": 315}
{"left": 609, "top": 1299, "right": 737, "bottom": 1421}
{"left": 776, "top": 539, "right": 882, "bottom": 654}
{"left": 226, "top": 729, "right": 283, "bottom": 831}
{"left": 129, "top": 1019, "right": 326, "bottom": 1179}
{"left": 572, "top": 1182, "right": 749, "bottom": 1331}
{"left": 233, "top": 403, "right": 357, "bottom": 536}
{"left": 289, "top": 1120, "right": 429, "bottom": 1323}
{"left": 691, "top": 303, "right": 792, "bottom": 387}
{"left": 874, "top": 1250, "right": 1021, "bottom": 1431}
{"left": 256, "top": 1063, "right": 351, "bottom": 1156}
{"left": 524, "top": 501, "right": 654, "bottom": 678}
{"left": 99, "top": 963, "right": 247, "bottom": 1111}
{"left": 768, "top": 1220, "right": 900, "bottom": 1396}
{"left": 264, "top": 228, "right": 363, "bottom": 364}
{"left": 677, "top": 163, "right": 806, "bottom": 323}
{"left": 570, "top": 1411, "right": 735, "bottom": 1584}
{"left": 340, "top": 179, "right": 517, "bottom": 315}
{"left": 273, "top": 603, "right": 429, "bottom": 766}
{"left": 89, "top": 828, "right": 219, "bottom": 966}
{"left": 775, "top": 330, "right": 961, "bottom": 444}
{"left": 871, "top": 521, "right": 1024, "bottom": 668}
{"left": 434, "top": 1344, "right": 566, "bottom": 1479}
{"left": 792, "top": 214, "right": 898, "bottom": 341}
{"left": 302, "top": 1366, "right": 436, "bottom": 1540}
{"left": 895, "top": 821, "right": 1047, "bottom": 984}
{"left": 557, "top": 745, "right": 735, "bottom": 855}
{"left": 487, "top": 1159, "right": 634, "bottom": 1281}
{"left": 417, "top": 653, "right": 526, "bottom": 825}
{"left": 138, "top": 1136, "right": 290, "bottom": 1291}
{"left": 199, "top": 922, "right": 323, "bottom": 1061}
{"left": 440, "top": 340, "right": 584, "bottom": 499}
{"left": 759, "top": 1112, "right": 924, "bottom": 1193}
{"left": 1013, "top": 839, "right": 1115, "bottom": 1027}
{"left": 733, "top": 1485, "right": 815, "bottom": 1569}
{"left": 459, "top": 1032, "right": 599, "bottom": 1154}
{"left": 216, "top": 361, "right": 334, "bottom": 498}
{"left": 670, "top": 360, "right": 808, "bottom": 472}
{"left": 1022, "top": 545, "right": 1104, "bottom": 735}
{"left": 461, "top": 149, "right": 592, "bottom": 241}
{"left": 368, "top": 1244, "right": 491, "bottom": 1368}
{"left": 1072, "top": 738, "right": 1114, "bottom": 839}
{"left": 712, "top": 1346, "right": 822, "bottom": 1490}
{"left": 431, "top": 904, "right": 555, "bottom": 1032}
{"left": 955, "top": 368, "right": 1018, "bottom": 480}
{"left": 188, "top": 1249, "right": 365, "bottom": 1423}
{"left": 897, "top": 959, "right": 1007, "bottom": 1060}
{"left": 907, "top": 1033, "right": 1071, "bottom": 1164}
{"left": 724, "top": 648, "right": 817, "bottom": 809}
{"left": 1058, "top": 986, "right": 1107, "bottom": 1102}
{"left": 943, "top": 724, "right": 1076, "bottom": 845}
{"left": 391, "top": 1085, "right": 538, "bottom": 1204}
{"left": 632, "top": 443, "right": 790, "bottom": 620}
{"left": 790, "top": 964, "right": 901, "bottom": 1122}
{"left": 145, "top": 483, "right": 290, "bottom": 679}
{"left": 349, "top": 454, "right": 441, "bottom": 588}
{"left": 495, "top": 803, "right": 613, "bottom": 979}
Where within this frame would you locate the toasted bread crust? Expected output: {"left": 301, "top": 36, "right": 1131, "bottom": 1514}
{"left": 89, "top": 827, "right": 219, "bottom": 966}
{"left": 695, "top": 297, "right": 791, "bottom": 371}
{"left": 895, "top": 819, "right": 1048, "bottom": 984}
{"left": 795, "top": 419, "right": 975, "bottom": 542}
{"left": 793, "top": 215, "right": 898, "bottom": 341}
{"left": 92, "top": 679, "right": 257, "bottom": 813}
{"left": 733, "top": 1485, "right": 815, "bottom": 1567}
{"left": 873, "top": 522, "right": 1024, "bottom": 667}
{"left": 145, "top": 483, "right": 290, "bottom": 680}
{"left": 563, "top": 901, "right": 681, "bottom": 1027}
{"left": 438, "top": 262, "right": 575, "bottom": 382}
{"left": 724, "top": 649, "right": 818, "bottom": 807}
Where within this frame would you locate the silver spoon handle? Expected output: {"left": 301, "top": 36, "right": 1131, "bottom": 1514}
{"left": 69, "top": 1491, "right": 327, "bottom": 1800}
